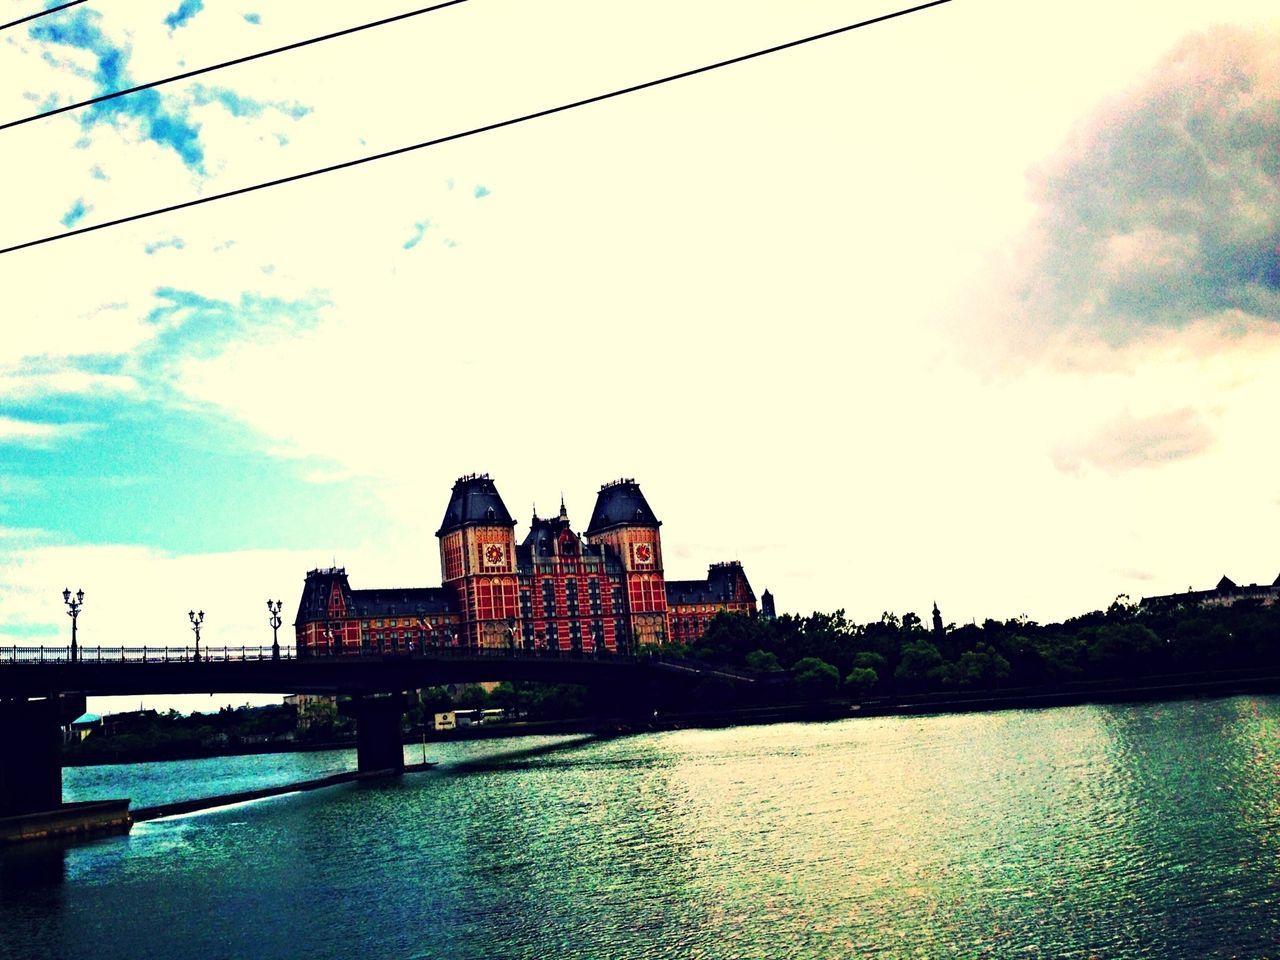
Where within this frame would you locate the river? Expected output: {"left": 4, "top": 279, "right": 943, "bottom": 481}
{"left": 2, "top": 696, "right": 1277, "bottom": 959}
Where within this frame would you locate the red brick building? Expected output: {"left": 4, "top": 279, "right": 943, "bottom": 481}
{"left": 294, "top": 474, "right": 763, "bottom": 655}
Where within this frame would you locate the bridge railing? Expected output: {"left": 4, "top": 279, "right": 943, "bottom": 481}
{"left": 2, "top": 645, "right": 294, "bottom": 664}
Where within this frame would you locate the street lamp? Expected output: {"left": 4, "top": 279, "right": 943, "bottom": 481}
{"left": 62, "top": 587, "right": 84, "bottom": 663}
{"left": 189, "top": 609, "right": 204, "bottom": 662}
{"left": 267, "top": 599, "right": 283, "bottom": 660}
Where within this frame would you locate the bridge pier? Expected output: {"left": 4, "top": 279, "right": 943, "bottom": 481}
{"left": 0, "top": 694, "right": 82, "bottom": 817}
{"left": 341, "top": 695, "right": 405, "bottom": 774}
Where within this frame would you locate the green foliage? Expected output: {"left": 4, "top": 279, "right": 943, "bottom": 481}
{"left": 745, "top": 649, "right": 783, "bottom": 673}
{"left": 793, "top": 657, "right": 840, "bottom": 700}
{"left": 843, "top": 666, "right": 878, "bottom": 699}
{"left": 894, "top": 638, "right": 944, "bottom": 684}
{"left": 669, "top": 595, "right": 1280, "bottom": 703}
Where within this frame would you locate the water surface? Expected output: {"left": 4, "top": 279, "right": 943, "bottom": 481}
{"left": 3, "top": 697, "right": 1278, "bottom": 959}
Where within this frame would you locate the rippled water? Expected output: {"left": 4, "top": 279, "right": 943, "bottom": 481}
{"left": 3, "top": 697, "right": 1278, "bottom": 959}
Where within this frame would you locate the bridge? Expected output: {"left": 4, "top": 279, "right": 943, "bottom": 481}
{"left": 0, "top": 644, "right": 758, "bottom": 821}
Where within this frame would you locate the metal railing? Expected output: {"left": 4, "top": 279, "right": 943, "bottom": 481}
{"left": 0, "top": 643, "right": 758, "bottom": 681}
{"left": 2, "top": 645, "right": 294, "bottom": 664}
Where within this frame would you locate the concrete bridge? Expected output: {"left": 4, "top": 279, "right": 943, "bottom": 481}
{"left": 0, "top": 645, "right": 758, "bottom": 820}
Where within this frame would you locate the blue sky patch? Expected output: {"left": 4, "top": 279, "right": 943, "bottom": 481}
{"left": 164, "top": 0, "right": 204, "bottom": 30}
{"left": 189, "top": 84, "right": 311, "bottom": 120}
{"left": 402, "top": 220, "right": 431, "bottom": 250}
{"left": 474, "top": 185, "right": 490, "bottom": 199}
{"left": 144, "top": 237, "right": 186, "bottom": 255}
{"left": 244, "top": 12, "right": 261, "bottom": 24}
{"left": 31, "top": 9, "right": 206, "bottom": 173}
{"left": 61, "top": 198, "right": 89, "bottom": 227}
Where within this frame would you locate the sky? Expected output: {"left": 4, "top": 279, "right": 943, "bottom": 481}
{"left": 2, "top": 0, "right": 1279, "bottom": 712}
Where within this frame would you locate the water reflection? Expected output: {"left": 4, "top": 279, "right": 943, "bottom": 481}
{"left": 3, "top": 697, "right": 1278, "bottom": 960}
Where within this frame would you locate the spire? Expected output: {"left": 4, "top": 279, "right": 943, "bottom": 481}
{"left": 931, "top": 602, "right": 944, "bottom": 634}
{"left": 558, "top": 493, "right": 568, "bottom": 521}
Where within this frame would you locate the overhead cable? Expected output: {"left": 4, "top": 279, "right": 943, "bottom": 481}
{"left": 1, "top": 0, "right": 470, "bottom": 132}
{"left": 0, "top": 0, "right": 955, "bottom": 257}
{"left": 1, "top": 0, "right": 87, "bottom": 33}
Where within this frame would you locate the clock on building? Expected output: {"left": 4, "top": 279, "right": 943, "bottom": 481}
{"left": 483, "top": 544, "right": 506, "bottom": 568}
{"left": 634, "top": 543, "right": 653, "bottom": 564}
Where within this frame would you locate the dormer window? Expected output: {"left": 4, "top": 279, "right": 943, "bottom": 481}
{"left": 486, "top": 506, "right": 496, "bottom": 520}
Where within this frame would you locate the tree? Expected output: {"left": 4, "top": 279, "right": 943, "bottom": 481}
{"left": 793, "top": 657, "right": 840, "bottom": 700}
{"left": 843, "top": 666, "right": 878, "bottom": 699}
{"left": 955, "top": 642, "right": 1011, "bottom": 687}
{"left": 745, "top": 649, "right": 783, "bottom": 673}
{"left": 894, "top": 638, "right": 944, "bottom": 684}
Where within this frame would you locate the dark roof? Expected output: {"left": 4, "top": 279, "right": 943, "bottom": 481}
{"left": 437, "top": 473, "right": 515, "bottom": 536}
{"left": 1217, "top": 575, "right": 1237, "bottom": 591}
{"left": 666, "top": 561, "right": 756, "bottom": 606}
{"left": 585, "top": 479, "right": 660, "bottom": 535}
{"left": 351, "top": 587, "right": 457, "bottom": 617}
{"left": 295, "top": 567, "right": 355, "bottom": 625}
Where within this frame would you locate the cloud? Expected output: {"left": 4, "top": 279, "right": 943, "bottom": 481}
{"left": 0, "top": 416, "right": 94, "bottom": 446}
{"left": 1051, "top": 407, "right": 1214, "bottom": 476}
{"left": 1008, "top": 26, "right": 1280, "bottom": 346}
{"left": 163, "top": 0, "right": 205, "bottom": 31}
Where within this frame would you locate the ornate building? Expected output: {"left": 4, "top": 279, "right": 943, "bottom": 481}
{"left": 294, "top": 474, "right": 762, "bottom": 655}
{"left": 1139, "top": 573, "right": 1280, "bottom": 611}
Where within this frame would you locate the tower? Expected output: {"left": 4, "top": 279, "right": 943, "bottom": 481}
{"left": 584, "top": 478, "right": 668, "bottom": 649}
{"left": 436, "top": 473, "right": 519, "bottom": 647}
{"left": 761, "top": 589, "right": 776, "bottom": 620}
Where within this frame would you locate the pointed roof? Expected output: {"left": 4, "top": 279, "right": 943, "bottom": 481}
{"left": 1216, "top": 575, "right": 1237, "bottom": 591}
{"left": 585, "top": 478, "right": 660, "bottom": 535}
{"left": 436, "top": 473, "right": 515, "bottom": 536}
{"left": 666, "top": 561, "right": 755, "bottom": 605}
{"left": 295, "top": 567, "right": 355, "bottom": 625}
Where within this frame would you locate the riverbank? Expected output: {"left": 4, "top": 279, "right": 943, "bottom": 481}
{"left": 64, "top": 668, "right": 1280, "bottom": 768}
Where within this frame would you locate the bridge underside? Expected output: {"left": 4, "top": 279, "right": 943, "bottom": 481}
{"left": 0, "top": 655, "right": 755, "bottom": 819}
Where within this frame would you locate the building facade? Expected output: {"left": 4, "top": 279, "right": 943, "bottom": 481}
{"left": 1139, "top": 573, "right": 1280, "bottom": 612}
{"left": 294, "top": 475, "right": 762, "bottom": 656}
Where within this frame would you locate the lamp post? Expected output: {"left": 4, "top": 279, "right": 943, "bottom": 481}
{"left": 62, "top": 587, "right": 84, "bottom": 663}
{"left": 267, "top": 599, "right": 283, "bottom": 660}
{"left": 188, "top": 609, "right": 204, "bottom": 662}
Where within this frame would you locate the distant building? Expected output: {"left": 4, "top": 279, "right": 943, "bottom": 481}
{"left": 294, "top": 475, "right": 764, "bottom": 656}
{"left": 760, "top": 589, "right": 776, "bottom": 620}
{"left": 1139, "top": 573, "right": 1280, "bottom": 611}
{"left": 284, "top": 693, "right": 337, "bottom": 731}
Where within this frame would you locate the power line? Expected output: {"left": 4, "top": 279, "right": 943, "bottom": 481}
{"left": 0, "top": 0, "right": 955, "bottom": 257}
{"left": 1, "top": 0, "right": 87, "bottom": 33}
{"left": 1, "top": 0, "right": 470, "bottom": 132}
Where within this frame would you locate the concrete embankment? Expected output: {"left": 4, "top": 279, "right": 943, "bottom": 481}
{"left": 132, "top": 762, "right": 436, "bottom": 822}
{"left": 0, "top": 799, "right": 132, "bottom": 844}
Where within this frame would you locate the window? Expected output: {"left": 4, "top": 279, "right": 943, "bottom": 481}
{"left": 566, "top": 579, "right": 579, "bottom": 617}
{"left": 542, "top": 581, "right": 556, "bottom": 618}
{"left": 589, "top": 580, "right": 601, "bottom": 616}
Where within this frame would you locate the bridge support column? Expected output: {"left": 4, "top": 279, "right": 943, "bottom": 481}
{"left": 0, "top": 697, "right": 73, "bottom": 817}
{"left": 342, "top": 695, "right": 405, "bottom": 774}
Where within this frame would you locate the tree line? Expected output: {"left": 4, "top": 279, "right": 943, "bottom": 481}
{"left": 659, "top": 595, "right": 1280, "bottom": 701}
